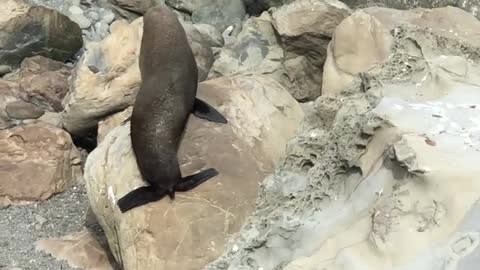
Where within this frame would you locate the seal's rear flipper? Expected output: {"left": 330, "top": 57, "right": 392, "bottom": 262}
{"left": 175, "top": 168, "right": 219, "bottom": 191}
{"left": 117, "top": 186, "right": 168, "bottom": 213}
{"left": 193, "top": 98, "right": 228, "bottom": 124}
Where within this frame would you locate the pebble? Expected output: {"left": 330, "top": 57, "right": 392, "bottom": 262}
{"left": 102, "top": 10, "right": 115, "bottom": 24}
{"left": 68, "top": 5, "right": 84, "bottom": 15}
{"left": 87, "top": 11, "right": 99, "bottom": 21}
{"left": 70, "top": 13, "right": 92, "bottom": 29}
{"left": 34, "top": 214, "right": 48, "bottom": 230}
{"left": 94, "top": 21, "right": 110, "bottom": 38}
{"left": 0, "top": 65, "right": 12, "bottom": 76}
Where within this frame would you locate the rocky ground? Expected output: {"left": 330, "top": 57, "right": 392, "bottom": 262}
{"left": 0, "top": 183, "right": 88, "bottom": 270}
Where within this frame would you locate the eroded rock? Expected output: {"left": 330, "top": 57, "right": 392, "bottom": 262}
{"left": 0, "top": 122, "right": 82, "bottom": 206}
{"left": 206, "top": 6, "right": 480, "bottom": 270}
{"left": 271, "top": 0, "right": 351, "bottom": 101}
{"left": 322, "top": 6, "right": 480, "bottom": 96}
{"left": 84, "top": 74, "right": 304, "bottom": 269}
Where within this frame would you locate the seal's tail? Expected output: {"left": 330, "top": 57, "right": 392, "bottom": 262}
{"left": 117, "top": 186, "right": 167, "bottom": 213}
{"left": 117, "top": 168, "right": 219, "bottom": 213}
{"left": 176, "top": 168, "right": 219, "bottom": 191}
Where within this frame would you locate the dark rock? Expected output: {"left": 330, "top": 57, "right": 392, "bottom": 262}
{"left": 242, "top": 0, "right": 294, "bottom": 15}
{"left": 0, "top": 0, "right": 83, "bottom": 68}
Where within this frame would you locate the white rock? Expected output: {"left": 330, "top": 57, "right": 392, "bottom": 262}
{"left": 87, "top": 11, "right": 99, "bottom": 21}
{"left": 68, "top": 5, "right": 83, "bottom": 15}
{"left": 69, "top": 13, "right": 92, "bottom": 29}
{"left": 102, "top": 10, "right": 115, "bottom": 24}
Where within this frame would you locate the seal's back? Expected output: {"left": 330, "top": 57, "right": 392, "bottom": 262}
{"left": 131, "top": 6, "right": 198, "bottom": 192}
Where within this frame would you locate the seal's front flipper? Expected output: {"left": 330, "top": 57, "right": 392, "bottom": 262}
{"left": 117, "top": 186, "right": 168, "bottom": 213}
{"left": 175, "top": 168, "right": 219, "bottom": 192}
{"left": 193, "top": 98, "right": 228, "bottom": 124}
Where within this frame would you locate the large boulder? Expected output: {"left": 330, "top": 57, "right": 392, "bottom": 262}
{"left": 0, "top": 0, "right": 83, "bottom": 69}
{"left": 271, "top": 0, "right": 351, "bottom": 101}
{"left": 84, "top": 74, "right": 304, "bottom": 270}
{"left": 211, "top": 1, "right": 350, "bottom": 102}
{"left": 322, "top": 6, "right": 480, "bottom": 96}
{"left": 0, "top": 80, "right": 21, "bottom": 129}
{"left": 0, "top": 122, "right": 82, "bottom": 206}
{"left": 206, "top": 6, "right": 480, "bottom": 270}
{"left": 191, "top": 0, "right": 246, "bottom": 34}
{"left": 62, "top": 15, "right": 215, "bottom": 136}
{"left": 18, "top": 56, "right": 72, "bottom": 112}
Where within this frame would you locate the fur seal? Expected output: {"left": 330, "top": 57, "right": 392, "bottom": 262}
{"left": 117, "top": 6, "right": 227, "bottom": 213}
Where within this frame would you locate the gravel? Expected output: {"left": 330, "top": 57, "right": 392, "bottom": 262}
{"left": 0, "top": 182, "right": 90, "bottom": 270}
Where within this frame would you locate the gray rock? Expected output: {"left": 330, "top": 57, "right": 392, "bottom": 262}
{"left": 193, "top": 23, "right": 224, "bottom": 47}
{"left": 0, "top": 1, "right": 83, "bottom": 69}
{"left": 209, "top": 14, "right": 283, "bottom": 79}
{"left": 94, "top": 21, "right": 110, "bottom": 38}
{"left": 5, "top": 100, "right": 45, "bottom": 120}
{"left": 182, "top": 22, "right": 215, "bottom": 81}
{"left": 68, "top": 5, "right": 84, "bottom": 15}
{"left": 242, "top": 0, "right": 294, "bottom": 14}
{"left": 87, "top": 10, "right": 100, "bottom": 21}
{"left": 0, "top": 65, "right": 13, "bottom": 77}
{"left": 69, "top": 13, "right": 92, "bottom": 29}
{"left": 101, "top": 9, "right": 116, "bottom": 24}
{"left": 191, "top": 0, "right": 246, "bottom": 33}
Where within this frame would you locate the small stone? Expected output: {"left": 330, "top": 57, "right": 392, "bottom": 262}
{"left": 5, "top": 100, "right": 45, "bottom": 120}
{"left": 68, "top": 6, "right": 84, "bottom": 15}
{"left": 94, "top": 21, "right": 109, "bottom": 38}
{"left": 87, "top": 11, "right": 99, "bottom": 21}
{"left": 70, "top": 14, "right": 92, "bottom": 29}
{"left": 102, "top": 10, "right": 115, "bottom": 24}
{"left": 71, "top": 0, "right": 81, "bottom": 6}
{"left": 35, "top": 214, "right": 47, "bottom": 225}
{"left": 0, "top": 65, "right": 12, "bottom": 76}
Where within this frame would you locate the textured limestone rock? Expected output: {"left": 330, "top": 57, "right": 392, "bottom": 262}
{"left": 322, "top": 6, "right": 480, "bottom": 96}
{"left": 206, "top": 6, "right": 480, "bottom": 270}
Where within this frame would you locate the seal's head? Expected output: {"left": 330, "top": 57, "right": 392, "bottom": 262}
{"left": 140, "top": 6, "right": 193, "bottom": 79}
